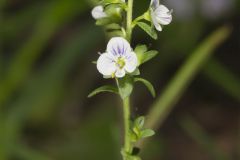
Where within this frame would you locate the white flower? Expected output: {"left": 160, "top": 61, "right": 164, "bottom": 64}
{"left": 150, "top": 0, "right": 172, "bottom": 31}
{"left": 91, "top": 5, "right": 107, "bottom": 20}
{"left": 97, "top": 37, "right": 138, "bottom": 78}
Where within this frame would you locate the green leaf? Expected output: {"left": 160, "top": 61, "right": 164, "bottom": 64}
{"left": 133, "top": 127, "right": 141, "bottom": 137}
{"left": 136, "top": 22, "right": 157, "bottom": 40}
{"left": 118, "top": 76, "right": 134, "bottom": 99}
{"left": 140, "top": 50, "right": 158, "bottom": 64}
{"left": 130, "top": 131, "right": 138, "bottom": 142}
{"left": 140, "top": 129, "right": 155, "bottom": 138}
{"left": 134, "top": 45, "right": 148, "bottom": 55}
{"left": 134, "top": 45, "right": 158, "bottom": 65}
{"left": 134, "top": 116, "right": 145, "bottom": 129}
{"left": 134, "top": 78, "right": 156, "bottom": 97}
{"left": 88, "top": 85, "right": 118, "bottom": 98}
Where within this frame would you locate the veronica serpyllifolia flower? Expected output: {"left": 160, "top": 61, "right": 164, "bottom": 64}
{"left": 97, "top": 37, "right": 138, "bottom": 78}
{"left": 92, "top": 5, "right": 107, "bottom": 20}
{"left": 150, "top": 0, "right": 172, "bottom": 31}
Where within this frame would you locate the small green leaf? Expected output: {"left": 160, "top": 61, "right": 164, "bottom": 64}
{"left": 134, "top": 45, "right": 148, "bottom": 55}
{"left": 136, "top": 22, "right": 158, "bottom": 40}
{"left": 88, "top": 85, "right": 118, "bottom": 98}
{"left": 134, "top": 116, "right": 145, "bottom": 129}
{"left": 140, "top": 129, "right": 155, "bottom": 138}
{"left": 134, "top": 45, "right": 158, "bottom": 65}
{"left": 130, "top": 131, "right": 138, "bottom": 142}
{"left": 140, "top": 50, "right": 158, "bottom": 64}
{"left": 134, "top": 78, "right": 156, "bottom": 97}
{"left": 133, "top": 127, "right": 140, "bottom": 136}
{"left": 118, "top": 76, "right": 134, "bottom": 99}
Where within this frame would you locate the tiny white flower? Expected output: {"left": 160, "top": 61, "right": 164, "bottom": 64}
{"left": 97, "top": 37, "right": 138, "bottom": 78}
{"left": 150, "top": 0, "right": 172, "bottom": 31}
{"left": 91, "top": 5, "right": 107, "bottom": 20}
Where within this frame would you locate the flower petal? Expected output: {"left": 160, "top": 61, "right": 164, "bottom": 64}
{"left": 91, "top": 5, "right": 107, "bottom": 20}
{"left": 115, "top": 69, "right": 126, "bottom": 78}
{"left": 124, "top": 52, "right": 138, "bottom": 73}
{"left": 107, "top": 37, "right": 131, "bottom": 57}
{"left": 97, "top": 53, "right": 116, "bottom": 76}
{"left": 151, "top": 11, "right": 163, "bottom": 31}
{"left": 155, "top": 5, "right": 172, "bottom": 25}
{"left": 150, "top": 0, "right": 159, "bottom": 10}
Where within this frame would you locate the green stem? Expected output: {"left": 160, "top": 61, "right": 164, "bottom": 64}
{"left": 126, "top": 0, "right": 133, "bottom": 42}
{"left": 119, "top": 1, "right": 134, "bottom": 159}
{"left": 132, "top": 15, "right": 143, "bottom": 26}
{"left": 116, "top": 77, "right": 132, "bottom": 159}
{"left": 123, "top": 97, "right": 131, "bottom": 155}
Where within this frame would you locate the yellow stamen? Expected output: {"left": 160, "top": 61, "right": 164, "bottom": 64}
{"left": 117, "top": 57, "right": 126, "bottom": 69}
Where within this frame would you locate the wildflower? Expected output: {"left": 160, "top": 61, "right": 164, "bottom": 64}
{"left": 97, "top": 37, "right": 138, "bottom": 78}
{"left": 150, "top": 0, "right": 172, "bottom": 31}
{"left": 92, "top": 5, "right": 107, "bottom": 20}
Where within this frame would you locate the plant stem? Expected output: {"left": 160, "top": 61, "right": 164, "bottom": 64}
{"left": 120, "top": 1, "right": 134, "bottom": 159}
{"left": 126, "top": 0, "right": 133, "bottom": 42}
{"left": 123, "top": 97, "right": 131, "bottom": 156}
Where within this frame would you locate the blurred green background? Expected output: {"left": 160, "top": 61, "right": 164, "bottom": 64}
{"left": 1, "top": 0, "right": 240, "bottom": 159}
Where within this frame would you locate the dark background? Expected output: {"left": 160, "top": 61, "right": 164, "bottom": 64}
{"left": 1, "top": 0, "right": 240, "bottom": 159}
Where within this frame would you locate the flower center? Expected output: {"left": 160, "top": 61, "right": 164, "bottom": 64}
{"left": 116, "top": 57, "right": 126, "bottom": 69}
